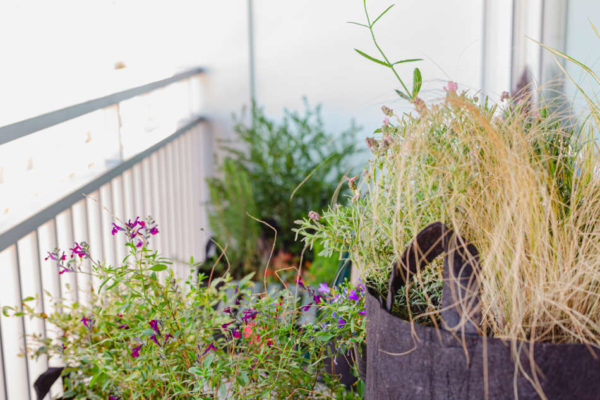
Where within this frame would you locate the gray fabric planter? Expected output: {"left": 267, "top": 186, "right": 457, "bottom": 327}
{"left": 366, "top": 222, "right": 600, "bottom": 399}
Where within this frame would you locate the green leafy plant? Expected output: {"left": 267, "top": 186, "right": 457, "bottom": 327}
{"left": 207, "top": 100, "right": 362, "bottom": 281}
{"left": 8, "top": 217, "right": 363, "bottom": 399}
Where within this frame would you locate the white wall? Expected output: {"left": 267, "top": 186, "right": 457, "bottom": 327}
{"left": 253, "top": 0, "right": 485, "bottom": 137}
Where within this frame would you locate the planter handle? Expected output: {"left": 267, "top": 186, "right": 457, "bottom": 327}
{"left": 386, "top": 222, "right": 481, "bottom": 335}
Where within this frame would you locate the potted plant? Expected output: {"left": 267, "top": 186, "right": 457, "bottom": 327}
{"left": 296, "top": 1, "right": 600, "bottom": 398}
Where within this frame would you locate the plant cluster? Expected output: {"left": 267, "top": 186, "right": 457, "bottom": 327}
{"left": 9, "top": 217, "right": 364, "bottom": 399}
{"left": 206, "top": 101, "right": 362, "bottom": 282}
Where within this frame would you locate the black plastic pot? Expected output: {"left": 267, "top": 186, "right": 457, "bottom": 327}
{"left": 366, "top": 222, "right": 600, "bottom": 400}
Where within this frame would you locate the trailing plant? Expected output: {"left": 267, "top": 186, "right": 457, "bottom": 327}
{"left": 207, "top": 100, "right": 362, "bottom": 281}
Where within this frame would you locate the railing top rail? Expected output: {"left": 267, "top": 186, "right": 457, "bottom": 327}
{"left": 0, "top": 66, "right": 205, "bottom": 146}
{"left": 0, "top": 115, "right": 206, "bottom": 254}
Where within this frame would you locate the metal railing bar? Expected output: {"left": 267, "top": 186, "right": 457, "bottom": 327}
{"left": 52, "top": 219, "right": 63, "bottom": 302}
{"left": 0, "top": 315, "right": 7, "bottom": 400}
{"left": 14, "top": 247, "right": 32, "bottom": 399}
{"left": 68, "top": 209, "right": 80, "bottom": 304}
{"left": 0, "top": 67, "right": 206, "bottom": 146}
{"left": 0, "top": 115, "right": 206, "bottom": 254}
{"left": 33, "top": 230, "right": 48, "bottom": 342}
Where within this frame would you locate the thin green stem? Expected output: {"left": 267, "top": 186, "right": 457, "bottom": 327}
{"left": 363, "top": 0, "right": 412, "bottom": 99}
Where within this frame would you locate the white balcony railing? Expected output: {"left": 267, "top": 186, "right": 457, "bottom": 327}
{"left": 0, "top": 67, "right": 211, "bottom": 399}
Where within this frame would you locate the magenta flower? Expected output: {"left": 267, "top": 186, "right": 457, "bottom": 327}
{"left": 232, "top": 329, "right": 241, "bottom": 339}
{"left": 202, "top": 342, "right": 217, "bottom": 356}
{"left": 111, "top": 223, "right": 124, "bottom": 236}
{"left": 150, "top": 334, "right": 160, "bottom": 346}
{"left": 131, "top": 345, "right": 142, "bottom": 358}
{"left": 313, "top": 294, "right": 323, "bottom": 305}
{"left": 347, "top": 290, "right": 360, "bottom": 302}
{"left": 149, "top": 320, "right": 160, "bottom": 335}
{"left": 308, "top": 211, "right": 321, "bottom": 221}
{"left": 150, "top": 226, "right": 159, "bottom": 235}
{"left": 59, "top": 268, "right": 70, "bottom": 275}
{"left": 301, "top": 304, "right": 312, "bottom": 312}
{"left": 69, "top": 242, "right": 87, "bottom": 258}
{"left": 118, "top": 324, "right": 129, "bottom": 330}
{"left": 296, "top": 276, "right": 305, "bottom": 289}
{"left": 109, "top": 396, "right": 120, "bottom": 400}
{"left": 44, "top": 252, "right": 56, "bottom": 261}
{"left": 241, "top": 309, "right": 257, "bottom": 324}
{"left": 224, "top": 306, "right": 233, "bottom": 315}
{"left": 81, "top": 316, "right": 91, "bottom": 329}
{"left": 221, "top": 321, "right": 234, "bottom": 330}
{"left": 317, "top": 282, "right": 330, "bottom": 295}
{"left": 136, "top": 240, "right": 143, "bottom": 248}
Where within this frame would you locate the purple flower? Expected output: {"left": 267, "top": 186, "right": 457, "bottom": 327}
{"left": 150, "top": 227, "right": 159, "bottom": 235}
{"left": 359, "top": 309, "right": 366, "bottom": 316}
{"left": 131, "top": 345, "right": 142, "bottom": 358}
{"left": 126, "top": 217, "right": 140, "bottom": 229}
{"left": 313, "top": 295, "right": 323, "bottom": 305}
{"left": 338, "top": 318, "right": 346, "bottom": 328}
{"left": 317, "top": 282, "right": 330, "bottom": 295}
{"left": 221, "top": 321, "right": 234, "bottom": 330}
{"left": 118, "top": 324, "right": 129, "bottom": 330}
{"left": 202, "top": 342, "right": 217, "bottom": 356}
{"left": 296, "top": 276, "right": 305, "bottom": 289}
{"left": 347, "top": 290, "right": 360, "bottom": 302}
{"left": 232, "top": 329, "right": 241, "bottom": 339}
{"left": 224, "top": 307, "right": 233, "bottom": 315}
{"left": 301, "top": 304, "right": 312, "bottom": 312}
{"left": 150, "top": 334, "right": 160, "bottom": 346}
{"left": 109, "top": 396, "right": 120, "bottom": 400}
{"left": 136, "top": 240, "right": 143, "bottom": 248}
{"left": 149, "top": 320, "right": 160, "bottom": 335}
{"left": 111, "top": 223, "right": 123, "bottom": 236}
{"left": 69, "top": 242, "right": 87, "bottom": 258}
{"left": 81, "top": 316, "right": 91, "bottom": 329}
{"left": 241, "top": 309, "right": 257, "bottom": 324}
{"left": 164, "top": 334, "right": 173, "bottom": 345}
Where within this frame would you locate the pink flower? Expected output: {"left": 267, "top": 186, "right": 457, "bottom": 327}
{"left": 150, "top": 227, "right": 159, "bottom": 235}
{"left": 308, "top": 211, "right": 321, "bottom": 221}
{"left": 111, "top": 223, "right": 123, "bottom": 236}
{"left": 59, "top": 268, "right": 70, "bottom": 275}
{"left": 383, "top": 118, "right": 390, "bottom": 127}
{"left": 444, "top": 81, "right": 458, "bottom": 92}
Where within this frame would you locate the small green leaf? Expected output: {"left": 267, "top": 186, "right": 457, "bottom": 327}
{"left": 149, "top": 264, "right": 167, "bottom": 272}
{"left": 354, "top": 49, "right": 390, "bottom": 67}
{"left": 412, "top": 68, "right": 422, "bottom": 98}
{"left": 395, "top": 89, "right": 410, "bottom": 100}
{"left": 22, "top": 296, "right": 35, "bottom": 302}
{"left": 392, "top": 58, "right": 423, "bottom": 65}
{"left": 347, "top": 21, "right": 369, "bottom": 28}
{"left": 371, "top": 4, "right": 394, "bottom": 27}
